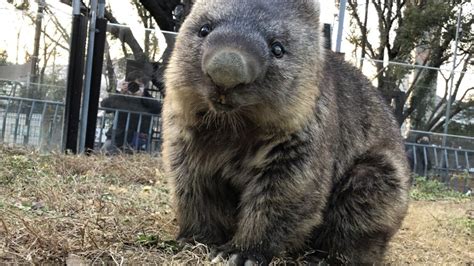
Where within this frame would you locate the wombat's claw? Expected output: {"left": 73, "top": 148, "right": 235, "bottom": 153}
{"left": 210, "top": 252, "right": 225, "bottom": 264}
{"left": 176, "top": 236, "right": 194, "bottom": 246}
{"left": 227, "top": 253, "right": 269, "bottom": 266}
{"left": 210, "top": 245, "right": 269, "bottom": 266}
{"left": 176, "top": 236, "right": 201, "bottom": 251}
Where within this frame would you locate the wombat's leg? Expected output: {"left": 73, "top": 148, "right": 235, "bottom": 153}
{"left": 167, "top": 137, "right": 239, "bottom": 246}
{"left": 311, "top": 151, "right": 409, "bottom": 264}
{"left": 220, "top": 139, "right": 330, "bottom": 265}
{"left": 173, "top": 171, "right": 239, "bottom": 246}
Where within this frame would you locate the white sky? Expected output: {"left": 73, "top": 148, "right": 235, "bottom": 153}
{"left": 0, "top": 0, "right": 337, "bottom": 64}
{"left": 0, "top": 0, "right": 471, "bottom": 101}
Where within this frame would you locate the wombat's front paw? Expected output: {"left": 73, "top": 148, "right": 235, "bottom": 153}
{"left": 227, "top": 252, "right": 269, "bottom": 266}
{"left": 177, "top": 230, "right": 227, "bottom": 247}
{"left": 210, "top": 244, "right": 270, "bottom": 266}
{"left": 176, "top": 235, "right": 195, "bottom": 246}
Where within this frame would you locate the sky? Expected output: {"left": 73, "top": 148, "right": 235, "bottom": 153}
{"left": 0, "top": 0, "right": 338, "bottom": 64}
{"left": 0, "top": 0, "right": 471, "bottom": 101}
{"left": 0, "top": 1, "right": 72, "bottom": 66}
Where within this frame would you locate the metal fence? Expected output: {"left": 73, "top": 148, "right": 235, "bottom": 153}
{"left": 0, "top": 95, "right": 64, "bottom": 151}
{"left": 406, "top": 130, "right": 474, "bottom": 150}
{"left": 405, "top": 129, "right": 473, "bottom": 192}
{"left": 96, "top": 106, "right": 162, "bottom": 155}
{"left": 405, "top": 142, "right": 473, "bottom": 193}
{"left": 1, "top": 94, "right": 472, "bottom": 190}
{"left": 0, "top": 95, "right": 162, "bottom": 154}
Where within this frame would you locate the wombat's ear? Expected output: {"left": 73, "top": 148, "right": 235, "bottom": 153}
{"left": 297, "top": 0, "right": 320, "bottom": 22}
{"left": 309, "top": 0, "right": 320, "bottom": 11}
{"left": 309, "top": 0, "right": 321, "bottom": 19}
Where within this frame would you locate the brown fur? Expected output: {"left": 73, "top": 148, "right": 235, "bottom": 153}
{"left": 162, "top": 0, "right": 410, "bottom": 264}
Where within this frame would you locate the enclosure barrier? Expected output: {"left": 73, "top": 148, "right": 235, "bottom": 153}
{"left": 0, "top": 95, "right": 161, "bottom": 154}
{"left": 0, "top": 94, "right": 472, "bottom": 192}
{"left": 97, "top": 107, "right": 162, "bottom": 155}
{"left": 0, "top": 95, "right": 64, "bottom": 150}
{"left": 405, "top": 142, "right": 473, "bottom": 193}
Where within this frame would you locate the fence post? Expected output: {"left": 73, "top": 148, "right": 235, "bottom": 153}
{"left": 442, "top": 7, "right": 462, "bottom": 147}
{"left": 85, "top": 0, "right": 107, "bottom": 153}
{"left": 335, "top": 0, "right": 347, "bottom": 53}
{"left": 78, "top": 0, "right": 98, "bottom": 153}
{"left": 63, "top": 0, "right": 88, "bottom": 154}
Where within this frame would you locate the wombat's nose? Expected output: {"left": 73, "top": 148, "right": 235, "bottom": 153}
{"left": 203, "top": 50, "right": 259, "bottom": 89}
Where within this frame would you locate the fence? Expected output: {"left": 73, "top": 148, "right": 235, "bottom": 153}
{"left": 0, "top": 95, "right": 64, "bottom": 151}
{"left": 0, "top": 94, "right": 162, "bottom": 154}
{"left": 405, "top": 142, "right": 473, "bottom": 193}
{"left": 0, "top": 4, "right": 174, "bottom": 154}
{"left": 405, "top": 130, "right": 474, "bottom": 193}
{"left": 96, "top": 106, "right": 162, "bottom": 155}
{"left": 1, "top": 92, "right": 472, "bottom": 169}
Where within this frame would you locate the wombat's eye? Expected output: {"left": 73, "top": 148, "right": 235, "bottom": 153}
{"left": 199, "top": 24, "right": 212, "bottom": 38}
{"left": 271, "top": 42, "right": 285, "bottom": 58}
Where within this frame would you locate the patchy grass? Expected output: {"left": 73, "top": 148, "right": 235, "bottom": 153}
{"left": 0, "top": 146, "right": 473, "bottom": 264}
{"left": 410, "top": 176, "right": 469, "bottom": 201}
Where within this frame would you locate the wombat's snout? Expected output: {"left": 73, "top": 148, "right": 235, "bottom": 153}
{"left": 203, "top": 48, "right": 263, "bottom": 90}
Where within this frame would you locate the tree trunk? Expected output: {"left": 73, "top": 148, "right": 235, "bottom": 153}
{"left": 30, "top": 0, "right": 45, "bottom": 97}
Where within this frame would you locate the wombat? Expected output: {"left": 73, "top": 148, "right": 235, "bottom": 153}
{"left": 162, "top": 0, "right": 410, "bottom": 264}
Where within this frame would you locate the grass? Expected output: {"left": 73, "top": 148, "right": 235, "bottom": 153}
{"left": 410, "top": 175, "right": 470, "bottom": 201}
{"left": 0, "top": 146, "right": 473, "bottom": 264}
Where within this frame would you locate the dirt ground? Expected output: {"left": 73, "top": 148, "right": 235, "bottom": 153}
{"left": 386, "top": 201, "right": 472, "bottom": 264}
{"left": 0, "top": 147, "right": 472, "bottom": 264}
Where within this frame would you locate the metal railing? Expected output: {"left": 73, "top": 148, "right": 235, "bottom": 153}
{"left": 0, "top": 95, "right": 64, "bottom": 151}
{"left": 0, "top": 95, "right": 162, "bottom": 154}
{"left": 406, "top": 130, "right": 474, "bottom": 150}
{"left": 96, "top": 107, "right": 162, "bottom": 155}
{"left": 0, "top": 95, "right": 472, "bottom": 192}
{"left": 405, "top": 142, "right": 473, "bottom": 193}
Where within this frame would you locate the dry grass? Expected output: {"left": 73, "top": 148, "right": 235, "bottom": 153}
{"left": 0, "top": 146, "right": 472, "bottom": 264}
{"left": 386, "top": 201, "right": 473, "bottom": 264}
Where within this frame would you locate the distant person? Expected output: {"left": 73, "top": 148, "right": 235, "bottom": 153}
{"left": 406, "top": 134, "right": 432, "bottom": 177}
{"left": 101, "top": 71, "right": 161, "bottom": 154}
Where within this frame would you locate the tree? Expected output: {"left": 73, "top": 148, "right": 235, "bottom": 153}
{"left": 131, "top": 0, "right": 156, "bottom": 58}
{"left": 6, "top": 0, "right": 30, "bottom": 10}
{"left": 137, "top": 0, "right": 189, "bottom": 64}
{"left": 137, "top": 0, "right": 181, "bottom": 31}
{"left": 6, "top": 0, "right": 70, "bottom": 100}
{"left": 0, "top": 49, "right": 8, "bottom": 65}
{"left": 346, "top": 0, "right": 473, "bottom": 132}
{"left": 447, "top": 106, "right": 474, "bottom": 136}
{"left": 59, "top": 0, "right": 192, "bottom": 93}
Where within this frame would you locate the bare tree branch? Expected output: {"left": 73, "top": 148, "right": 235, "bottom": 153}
{"left": 59, "top": 0, "right": 146, "bottom": 60}
{"left": 137, "top": 0, "right": 180, "bottom": 32}
{"left": 347, "top": 0, "right": 377, "bottom": 58}
{"left": 44, "top": 5, "right": 70, "bottom": 43}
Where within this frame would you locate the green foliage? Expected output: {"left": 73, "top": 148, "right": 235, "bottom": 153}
{"left": 410, "top": 176, "right": 469, "bottom": 201}
{"left": 136, "top": 233, "right": 160, "bottom": 247}
{"left": 347, "top": 0, "right": 473, "bottom": 130}
{"left": 443, "top": 121, "right": 474, "bottom": 137}
{"left": 0, "top": 154, "right": 38, "bottom": 185}
{"left": 6, "top": 0, "right": 30, "bottom": 10}
{"left": 398, "top": 2, "right": 452, "bottom": 51}
{"left": 396, "top": 0, "right": 471, "bottom": 64}
{"left": 0, "top": 49, "right": 8, "bottom": 65}
{"left": 136, "top": 234, "right": 181, "bottom": 253}
{"left": 451, "top": 216, "right": 474, "bottom": 235}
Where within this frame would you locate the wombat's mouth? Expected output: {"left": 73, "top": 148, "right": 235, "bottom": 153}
{"left": 209, "top": 94, "right": 236, "bottom": 112}
{"left": 210, "top": 100, "right": 235, "bottom": 112}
